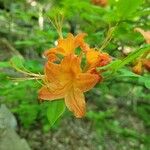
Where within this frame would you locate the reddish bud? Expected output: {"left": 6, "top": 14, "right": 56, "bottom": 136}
{"left": 91, "top": 0, "right": 108, "bottom": 7}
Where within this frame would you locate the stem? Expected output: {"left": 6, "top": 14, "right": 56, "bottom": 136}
{"left": 99, "top": 24, "right": 118, "bottom": 51}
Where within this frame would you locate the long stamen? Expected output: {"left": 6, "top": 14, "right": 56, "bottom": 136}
{"left": 48, "top": 13, "right": 64, "bottom": 39}
{"left": 10, "top": 61, "right": 43, "bottom": 77}
{"left": 9, "top": 76, "right": 43, "bottom": 81}
{"left": 9, "top": 60, "right": 45, "bottom": 86}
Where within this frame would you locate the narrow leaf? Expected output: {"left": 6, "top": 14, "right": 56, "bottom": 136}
{"left": 0, "top": 61, "right": 10, "bottom": 68}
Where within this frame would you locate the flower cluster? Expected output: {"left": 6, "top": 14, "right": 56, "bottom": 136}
{"left": 38, "top": 33, "right": 111, "bottom": 118}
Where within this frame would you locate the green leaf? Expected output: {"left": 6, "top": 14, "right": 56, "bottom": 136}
{"left": 15, "top": 40, "right": 36, "bottom": 46}
{"left": 0, "top": 61, "right": 10, "bottom": 68}
{"left": 139, "top": 75, "right": 150, "bottom": 89}
{"left": 99, "top": 59, "right": 122, "bottom": 70}
{"left": 116, "top": 0, "right": 142, "bottom": 19}
{"left": 117, "top": 68, "right": 140, "bottom": 77}
{"left": 9, "top": 55, "right": 25, "bottom": 69}
{"left": 145, "top": 81, "right": 150, "bottom": 89}
{"left": 47, "top": 100, "right": 65, "bottom": 127}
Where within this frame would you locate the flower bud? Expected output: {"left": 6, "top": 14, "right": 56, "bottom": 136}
{"left": 91, "top": 0, "right": 108, "bottom": 7}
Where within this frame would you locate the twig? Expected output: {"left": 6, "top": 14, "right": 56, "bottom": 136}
{"left": 0, "top": 38, "right": 21, "bottom": 56}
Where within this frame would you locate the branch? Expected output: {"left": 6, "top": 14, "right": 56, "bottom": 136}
{"left": 0, "top": 38, "right": 21, "bottom": 56}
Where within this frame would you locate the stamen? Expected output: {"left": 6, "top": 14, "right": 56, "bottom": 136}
{"left": 48, "top": 13, "right": 64, "bottom": 39}
{"left": 10, "top": 61, "right": 44, "bottom": 77}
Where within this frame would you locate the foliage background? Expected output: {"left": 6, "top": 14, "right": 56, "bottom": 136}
{"left": 0, "top": 0, "right": 150, "bottom": 149}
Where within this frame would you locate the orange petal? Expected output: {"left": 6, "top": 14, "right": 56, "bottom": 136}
{"left": 65, "top": 88, "right": 86, "bottom": 118}
{"left": 135, "top": 28, "right": 150, "bottom": 44}
{"left": 44, "top": 48, "right": 56, "bottom": 57}
{"left": 44, "top": 33, "right": 89, "bottom": 57}
{"left": 45, "top": 47, "right": 67, "bottom": 57}
{"left": 75, "top": 33, "right": 87, "bottom": 49}
{"left": 98, "top": 53, "right": 111, "bottom": 67}
{"left": 75, "top": 73, "right": 100, "bottom": 92}
{"left": 70, "top": 55, "right": 82, "bottom": 74}
{"left": 81, "top": 43, "right": 90, "bottom": 52}
{"left": 86, "top": 49, "right": 100, "bottom": 65}
{"left": 132, "top": 61, "right": 143, "bottom": 75}
{"left": 45, "top": 61, "right": 61, "bottom": 82}
{"left": 86, "top": 49, "right": 111, "bottom": 69}
{"left": 38, "top": 86, "right": 66, "bottom": 101}
{"left": 58, "top": 33, "right": 75, "bottom": 55}
{"left": 61, "top": 54, "right": 82, "bottom": 74}
{"left": 44, "top": 49, "right": 57, "bottom": 62}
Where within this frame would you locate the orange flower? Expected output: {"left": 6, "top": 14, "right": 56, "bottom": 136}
{"left": 44, "top": 33, "right": 87, "bottom": 61}
{"left": 39, "top": 32, "right": 112, "bottom": 118}
{"left": 132, "top": 61, "right": 143, "bottom": 75}
{"left": 134, "top": 28, "right": 150, "bottom": 44}
{"left": 132, "top": 59, "right": 150, "bottom": 74}
{"left": 39, "top": 54, "right": 100, "bottom": 118}
{"left": 85, "top": 48, "right": 111, "bottom": 71}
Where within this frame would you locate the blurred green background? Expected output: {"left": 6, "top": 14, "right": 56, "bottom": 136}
{"left": 0, "top": 0, "right": 150, "bottom": 149}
